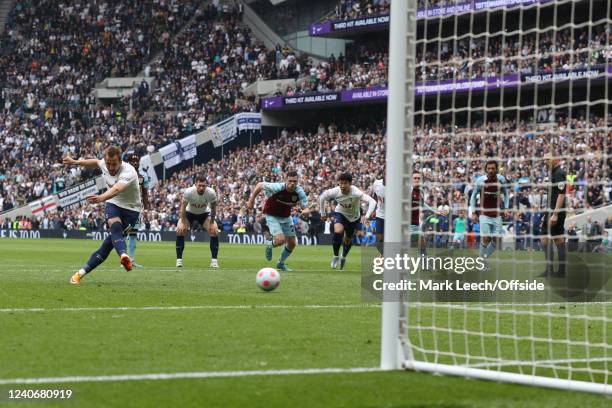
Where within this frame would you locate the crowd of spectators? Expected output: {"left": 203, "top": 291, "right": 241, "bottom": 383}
{"left": 411, "top": 113, "right": 610, "bottom": 213}
{"left": 417, "top": 24, "right": 611, "bottom": 82}
{"left": 4, "top": 123, "right": 386, "bottom": 234}
{"left": 327, "top": 0, "right": 390, "bottom": 22}
{"left": 132, "top": 3, "right": 269, "bottom": 117}
{"left": 0, "top": 106, "right": 206, "bottom": 212}
{"left": 276, "top": 49, "right": 388, "bottom": 96}
{"left": 1, "top": 0, "right": 200, "bottom": 115}
{"left": 0, "top": 1, "right": 286, "bottom": 213}
{"left": 410, "top": 113, "right": 611, "bottom": 250}
{"left": 4, "top": 117, "right": 609, "bottom": 251}
{"left": 273, "top": 23, "right": 611, "bottom": 97}
{"left": 0, "top": 0, "right": 610, "bottom": 254}
{"left": 0, "top": 0, "right": 202, "bottom": 211}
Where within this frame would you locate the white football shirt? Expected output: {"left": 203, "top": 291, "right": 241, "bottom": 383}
{"left": 318, "top": 185, "right": 376, "bottom": 222}
{"left": 98, "top": 159, "right": 142, "bottom": 212}
{"left": 183, "top": 186, "right": 218, "bottom": 214}
{"left": 372, "top": 179, "right": 385, "bottom": 219}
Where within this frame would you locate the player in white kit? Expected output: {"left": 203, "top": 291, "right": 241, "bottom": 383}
{"left": 63, "top": 146, "right": 143, "bottom": 284}
{"left": 175, "top": 175, "right": 220, "bottom": 268}
{"left": 318, "top": 173, "right": 376, "bottom": 270}
{"left": 369, "top": 178, "right": 385, "bottom": 255}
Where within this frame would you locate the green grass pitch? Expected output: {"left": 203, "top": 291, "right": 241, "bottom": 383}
{"left": 0, "top": 239, "right": 610, "bottom": 407}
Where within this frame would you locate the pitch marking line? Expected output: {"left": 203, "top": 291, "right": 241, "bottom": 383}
{"left": 0, "top": 367, "right": 383, "bottom": 385}
{"left": 0, "top": 304, "right": 381, "bottom": 313}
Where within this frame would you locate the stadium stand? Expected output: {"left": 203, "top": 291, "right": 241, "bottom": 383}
{"left": 0, "top": 0, "right": 609, "bottom": 253}
{"left": 0, "top": 0, "right": 269, "bottom": 213}
{"left": 326, "top": 0, "right": 390, "bottom": 22}
{"left": 130, "top": 3, "right": 268, "bottom": 114}
{"left": 4, "top": 117, "right": 609, "bottom": 240}
{"left": 271, "top": 23, "right": 610, "bottom": 96}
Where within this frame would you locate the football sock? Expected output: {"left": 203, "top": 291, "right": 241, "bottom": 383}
{"left": 110, "top": 221, "right": 127, "bottom": 256}
{"left": 176, "top": 235, "right": 185, "bottom": 259}
{"left": 479, "top": 242, "right": 487, "bottom": 258}
{"left": 486, "top": 241, "right": 496, "bottom": 258}
{"left": 332, "top": 233, "right": 342, "bottom": 256}
{"left": 128, "top": 234, "right": 137, "bottom": 259}
{"left": 84, "top": 235, "right": 114, "bottom": 273}
{"left": 279, "top": 246, "right": 293, "bottom": 263}
{"left": 342, "top": 242, "right": 353, "bottom": 258}
{"left": 210, "top": 236, "right": 219, "bottom": 259}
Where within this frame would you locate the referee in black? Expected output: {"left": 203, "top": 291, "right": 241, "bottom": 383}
{"left": 539, "top": 153, "right": 567, "bottom": 278}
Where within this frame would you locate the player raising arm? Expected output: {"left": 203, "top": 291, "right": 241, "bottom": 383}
{"left": 63, "top": 146, "right": 142, "bottom": 284}
{"left": 175, "top": 175, "right": 220, "bottom": 268}
{"left": 246, "top": 170, "right": 309, "bottom": 272}
{"left": 319, "top": 172, "right": 376, "bottom": 271}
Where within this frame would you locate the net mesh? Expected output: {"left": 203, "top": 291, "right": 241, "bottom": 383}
{"left": 399, "top": 0, "right": 611, "bottom": 387}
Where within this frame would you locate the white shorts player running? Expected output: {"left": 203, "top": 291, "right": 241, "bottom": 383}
{"left": 318, "top": 172, "right": 376, "bottom": 270}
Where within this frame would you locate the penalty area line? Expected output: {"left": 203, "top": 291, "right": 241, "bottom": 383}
{"left": 0, "top": 367, "right": 383, "bottom": 385}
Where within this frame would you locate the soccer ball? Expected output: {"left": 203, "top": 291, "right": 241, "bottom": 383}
{"left": 256, "top": 267, "right": 280, "bottom": 292}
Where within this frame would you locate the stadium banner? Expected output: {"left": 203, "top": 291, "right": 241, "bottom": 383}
{"left": 341, "top": 87, "right": 388, "bottom": 102}
{"left": 235, "top": 112, "right": 262, "bottom": 132}
{"left": 0, "top": 229, "right": 333, "bottom": 245}
{"left": 139, "top": 154, "right": 158, "bottom": 187}
{"left": 262, "top": 65, "right": 612, "bottom": 109}
{"left": 57, "top": 178, "right": 99, "bottom": 209}
{"left": 284, "top": 92, "right": 341, "bottom": 106}
{"left": 521, "top": 65, "right": 610, "bottom": 83}
{"left": 29, "top": 195, "right": 59, "bottom": 215}
{"left": 159, "top": 134, "right": 197, "bottom": 169}
{"left": 209, "top": 115, "right": 238, "bottom": 148}
{"left": 415, "top": 74, "right": 520, "bottom": 95}
{"left": 309, "top": 0, "right": 551, "bottom": 36}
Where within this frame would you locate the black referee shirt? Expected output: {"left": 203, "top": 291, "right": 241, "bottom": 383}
{"left": 547, "top": 165, "right": 567, "bottom": 210}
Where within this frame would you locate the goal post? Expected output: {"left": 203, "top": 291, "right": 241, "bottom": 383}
{"left": 381, "top": 0, "right": 414, "bottom": 370}
{"left": 382, "top": 0, "right": 612, "bottom": 394}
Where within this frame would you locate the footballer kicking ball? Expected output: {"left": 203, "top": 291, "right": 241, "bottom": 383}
{"left": 256, "top": 267, "right": 280, "bottom": 292}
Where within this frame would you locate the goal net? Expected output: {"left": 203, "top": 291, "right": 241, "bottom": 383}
{"left": 381, "top": 0, "right": 611, "bottom": 394}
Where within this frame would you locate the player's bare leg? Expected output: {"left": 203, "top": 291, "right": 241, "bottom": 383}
{"left": 276, "top": 236, "right": 296, "bottom": 272}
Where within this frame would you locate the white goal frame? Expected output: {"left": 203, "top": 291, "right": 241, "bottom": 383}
{"left": 382, "top": 0, "right": 611, "bottom": 395}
